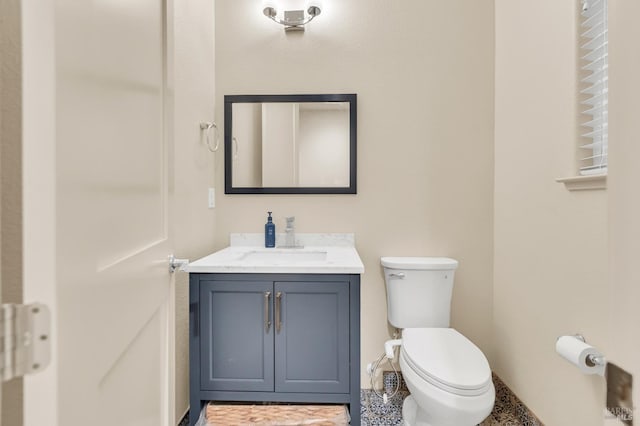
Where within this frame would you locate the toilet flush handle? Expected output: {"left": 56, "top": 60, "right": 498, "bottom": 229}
{"left": 389, "top": 272, "right": 405, "bottom": 279}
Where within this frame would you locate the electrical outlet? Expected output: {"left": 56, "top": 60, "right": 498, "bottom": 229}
{"left": 208, "top": 188, "right": 215, "bottom": 209}
{"left": 606, "top": 363, "right": 633, "bottom": 425}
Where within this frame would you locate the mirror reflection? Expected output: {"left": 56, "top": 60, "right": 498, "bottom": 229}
{"left": 224, "top": 94, "right": 356, "bottom": 194}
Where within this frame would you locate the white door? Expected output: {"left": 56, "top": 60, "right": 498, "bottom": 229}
{"left": 22, "top": 0, "right": 175, "bottom": 425}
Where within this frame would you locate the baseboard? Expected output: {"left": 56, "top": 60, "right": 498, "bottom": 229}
{"left": 177, "top": 408, "right": 189, "bottom": 426}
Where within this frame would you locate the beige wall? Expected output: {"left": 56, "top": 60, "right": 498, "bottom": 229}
{"left": 215, "top": 0, "right": 495, "bottom": 384}
{"left": 608, "top": 0, "right": 640, "bottom": 423}
{"left": 172, "top": 0, "right": 216, "bottom": 422}
{"left": 0, "top": 0, "right": 23, "bottom": 422}
{"left": 494, "top": 1, "right": 610, "bottom": 425}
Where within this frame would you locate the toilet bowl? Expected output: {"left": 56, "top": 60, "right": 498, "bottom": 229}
{"left": 380, "top": 257, "right": 495, "bottom": 426}
{"left": 398, "top": 328, "right": 494, "bottom": 426}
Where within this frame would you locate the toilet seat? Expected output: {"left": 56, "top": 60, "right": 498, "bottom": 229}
{"left": 401, "top": 328, "right": 492, "bottom": 397}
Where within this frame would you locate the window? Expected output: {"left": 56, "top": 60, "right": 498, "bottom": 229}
{"left": 579, "top": 0, "right": 608, "bottom": 175}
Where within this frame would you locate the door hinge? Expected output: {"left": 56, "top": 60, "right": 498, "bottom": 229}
{"left": 1, "top": 303, "right": 51, "bottom": 382}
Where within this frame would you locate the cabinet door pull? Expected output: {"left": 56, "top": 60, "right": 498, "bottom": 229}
{"left": 264, "top": 291, "right": 271, "bottom": 333}
{"left": 275, "top": 292, "right": 282, "bottom": 333}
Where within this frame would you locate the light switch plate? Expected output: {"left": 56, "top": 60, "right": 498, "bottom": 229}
{"left": 606, "top": 363, "right": 633, "bottom": 425}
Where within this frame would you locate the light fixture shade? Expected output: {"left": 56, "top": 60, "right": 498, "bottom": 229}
{"left": 263, "top": 0, "right": 277, "bottom": 16}
{"left": 307, "top": 6, "right": 321, "bottom": 17}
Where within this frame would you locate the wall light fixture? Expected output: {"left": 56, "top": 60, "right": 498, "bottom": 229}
{"left": 263, "top": 1, "right": 322, "bottom": 32}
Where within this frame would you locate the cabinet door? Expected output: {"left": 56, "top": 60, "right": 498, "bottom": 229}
{"left": 200, "top": 280, "right": 274, "bottom": 391}
{"left": 274, "top": 281, "right": 350, "bottom": 393}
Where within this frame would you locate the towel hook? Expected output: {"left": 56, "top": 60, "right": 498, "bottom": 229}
{"left": 200, "top": 122, "right": 219, "bottom": 152}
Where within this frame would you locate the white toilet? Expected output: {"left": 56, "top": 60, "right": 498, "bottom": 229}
{"left": 380, "top": 257, "right": 494, "bottom": 426}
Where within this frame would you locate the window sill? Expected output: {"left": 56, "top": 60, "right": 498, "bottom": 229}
{"left": 556, "top": 174, "right": 607, "bottom": 191}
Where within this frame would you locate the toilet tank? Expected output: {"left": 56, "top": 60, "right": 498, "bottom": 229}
{"left": 381, "top": 257, "right": 459, "bottom": 328}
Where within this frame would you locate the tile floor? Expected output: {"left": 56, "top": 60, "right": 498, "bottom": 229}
{"left": 359, "top": 372, "right": 542, "bottom": 426}
{"left": 360, "top": 387, "right": 530, "bottom": 426}
{"left": 180, "top": 373, "right": 542, "bottom": 426}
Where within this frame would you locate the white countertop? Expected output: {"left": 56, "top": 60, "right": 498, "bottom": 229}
{"left": 186, "top": 233, "right": 364, "bottom": 274}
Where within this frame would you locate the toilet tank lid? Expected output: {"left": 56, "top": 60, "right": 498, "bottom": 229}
{"left": 380, "top": 257, "right": 459, "bottom": 270}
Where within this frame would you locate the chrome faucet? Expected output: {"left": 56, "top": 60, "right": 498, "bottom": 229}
{"left": 284, "top": 216, "right": 296, "bottom": 248}
{"left": 278, "top": 216, "right": 304, "bottom": 248}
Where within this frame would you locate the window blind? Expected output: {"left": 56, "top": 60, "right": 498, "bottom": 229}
{"left": 580, "top": 0, "right": 608, "bottom": 175}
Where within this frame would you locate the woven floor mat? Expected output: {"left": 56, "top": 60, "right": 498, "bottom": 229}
{"left": 205, "top": 403, "right": 349, "bottom": 426}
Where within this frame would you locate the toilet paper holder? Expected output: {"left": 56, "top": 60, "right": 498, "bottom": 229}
{"left": 558, "top": 334, "right": 606, "bottom": 367}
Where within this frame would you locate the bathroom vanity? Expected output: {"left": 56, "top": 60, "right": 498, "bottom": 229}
{"left": 186, "top": 235, "right": 364, "bottom": 426}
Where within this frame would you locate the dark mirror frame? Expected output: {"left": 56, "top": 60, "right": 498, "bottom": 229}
{"left": 224, "top": 94, "right": 357, "bottom": 194}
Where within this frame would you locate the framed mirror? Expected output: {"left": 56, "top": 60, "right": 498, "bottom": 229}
{"left": 224, "top": 94, "right": 357, "bottom": 194}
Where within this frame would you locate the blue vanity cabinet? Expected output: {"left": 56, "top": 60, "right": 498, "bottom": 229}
{"left": 274, "top": 281, "right": 350, "bottom": 394}
{"left": 199, "top": 280, "right": 275, "bottom": 392}
{"left": 189, "top": 273, "right": 361, "bottom": 426}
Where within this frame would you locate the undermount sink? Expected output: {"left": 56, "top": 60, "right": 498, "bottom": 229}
{"left": 241, "top": 249, "right": 328, "bottom": 263}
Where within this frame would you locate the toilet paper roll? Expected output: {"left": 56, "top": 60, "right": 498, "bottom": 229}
{"left": 555, "top": 335, "right": 606, "bottom": 376}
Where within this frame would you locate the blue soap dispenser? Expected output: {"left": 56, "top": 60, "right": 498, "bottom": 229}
{"left": 265, "top": 211, "right": 276, "bottom": 248}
